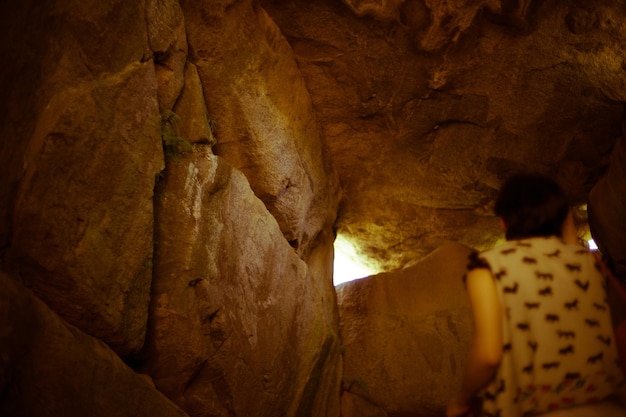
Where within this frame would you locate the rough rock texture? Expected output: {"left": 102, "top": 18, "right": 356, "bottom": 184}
{"left": 341, "top": 392, "right": 388, "bottom": 417}
{"left": 0, "top": 0, "right": 342, "bottom": 416}
{"left": 336, "top": 243, "right": 475, "bottom": 417}
{"left": 2, "top": 0, "right": 626, "bottom": 416}
{"left": 140, "top": 146, "right": 342, "bottom": 417}
{"left": 180, "top": 0, "right": 340, "bottom": 258}
{"left": 589, "top": 116, "right": 626, "bottom": 279}
{"left": 263, "top": 0, "right": 626, "bottom": 272}
{"left": 2, "top": 0, "right": 164, "bottom": 356}
{"left": 0, "top": 271, "right": 189, "bottom": 417}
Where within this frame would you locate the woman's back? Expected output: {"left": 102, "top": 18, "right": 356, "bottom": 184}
{"left": 447, "top": 173, "right": 626, "bottom": 417}
{"left": 476, "top": 236, "right": 625, "bottom": 416}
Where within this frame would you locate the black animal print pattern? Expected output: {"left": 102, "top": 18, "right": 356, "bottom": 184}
{"left": 587, "top": 352, "right": 604, "bottom": 364}
{"left": 593, "top": 302, "right": 607, "bottom": 311}
{"left": 535, "top": 271, "right": 553, "bottom": 280}
{"left": 538, "top": 286, "right": 552, "bottom": 296}
{"left": 574, "top": 279, "right": 590, "bottom": 291}
{"left": 504, "top": 283, "right": 519, "bottom": 294}
{"left": 541, "top": 362, "right": 560, "bottom": 370}
{"left": 494, "top": 269, "right": 507, "bottom": 280}
{"left": 467, "top": 236, "right": 624, "bottom": 417}
{"left": 545, "top": 314, "right": 559, "bottom": 323}
{"left": 597, "top": 335, "right": 611, "bottom": 346}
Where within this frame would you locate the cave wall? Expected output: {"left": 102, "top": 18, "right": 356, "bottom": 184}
{"left": 263, "top": 0, "right": 626, "bottom": 273}
{"left": 2, "top": 0, "right": 626, "bottom": 416}
{"left": 0, "top": 0, "right": 341, "bottom": 416}
{"left": 589, "top": 120, "right": 626, "bottom": 280}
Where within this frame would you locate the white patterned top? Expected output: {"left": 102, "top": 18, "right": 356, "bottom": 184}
{"left": 469, "top": 237, "right": 625, "bottom": 417}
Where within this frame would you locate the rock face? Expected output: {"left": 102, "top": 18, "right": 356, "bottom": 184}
{"left": 589, "top": 123, "right": 626, "bottom": 279}
{"left": 1, "top": 0, "right": 626, "bottom": 416}
{"left": 0, "top": 271, "right": 189, "bottom": 417}
{"left": 1, "top": 0, "right": 164, "bottom": 356}
{"left": 179, "top": 0, "right": 340, "bottom": 258}
{"left": 263, "top": 0, "right": 626, "bottom": 272}
{"left": 8, "top": 61, "right": 163, "bottom": 356}
{"left": 336, "top": 243, "right": 475, "bottom": 417}
{"left": 141, "top": 147, "right": 342, "bottom": 417}
{"left": 0, "top": 0, "right": 341, "bottom": 416}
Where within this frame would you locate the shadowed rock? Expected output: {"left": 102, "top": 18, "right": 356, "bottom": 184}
{"left": 589, "top": 122, "right": 626, "bottom": 279}
{"left": 337, "top": 242, "right": 474, "bottom": 417}
{"left": 0, "top": 271, "right": 189, "bottom": 417}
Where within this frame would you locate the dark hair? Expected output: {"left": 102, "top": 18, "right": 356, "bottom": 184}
{"left": 494, "top": 173, "right": 569, "bottom": 240}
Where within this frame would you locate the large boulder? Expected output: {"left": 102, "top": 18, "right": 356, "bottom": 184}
{"left": 1, "top": 1, "right": 344, "bottom": 415}
{"left": 7, "top": 60, "right": 163, "bottom": 356}
{"left": 0, "top": 0, "right": 180, "bottom": 356}
{"left": 179, "top": 0, "right": 340, "bottom": 258}
{"left": 140, "top": 145, "right": 342, "bottom": 417}
{"left": 336, "top": 242, "right": 474, "bottom": 417}
{"left": 0, "top": 271, "right": 189, "bottom": 417}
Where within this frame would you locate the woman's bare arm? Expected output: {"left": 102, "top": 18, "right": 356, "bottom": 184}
{"left": 448, "top": 268, "right": 503, "bottom": 416}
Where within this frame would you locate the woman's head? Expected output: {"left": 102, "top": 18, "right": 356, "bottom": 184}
{"left": 495, "top": 172, "right": 570, "bottom": 240}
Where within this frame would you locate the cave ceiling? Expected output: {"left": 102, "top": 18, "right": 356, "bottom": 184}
{"left": 261, "top": 0, "right": 626, "bottom": 273}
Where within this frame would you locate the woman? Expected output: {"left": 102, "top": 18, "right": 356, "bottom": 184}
{"left": 447, "top": 173, "right": 626, "bottom": 417}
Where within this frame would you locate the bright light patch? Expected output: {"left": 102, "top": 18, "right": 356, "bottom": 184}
{"left": 333, "top": 235, "right": 374, "bottom": 286}
{"left": 588, "top": 238, "right": 598, "bottom": 250}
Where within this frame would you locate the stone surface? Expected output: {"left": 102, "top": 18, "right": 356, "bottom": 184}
{"left": 148, "top": 0, "right": 188, "bottom": 113}
{"left": 263, "top": 0, "right": 626, "bottom": 272}
{"left": 341, "top": 391, "right": 388, "bottom": 417}
{"left": 0, "top": 0, "right": 172, "bottom": 357}
{"left": 0, "top": 271, "right": 189, "bottom": 417}
{"left": 1, "top": 1, "right": 626, "bottom": 416}
{"left": 173, "top": 62, "right": 217, "bottom": 147}
{"left": 0, "top": 0, "right": 154, "bottom": 257}
{"left": 336, "top": 242, "right": 475, "bottom": 417}
{"left": 1, "top": 1, "right": 343, "bottom": 416}
{"left": 180, "top": 0, "right": 341, "bottom": 258}
{"left": 140, "top": 146, "right": 342, "bottom": 417}
{"left": 8, "top": 60, "right": 163, "bottom": 356}
{"left": 589, "top": 117, "right": 626, "bottom": 279}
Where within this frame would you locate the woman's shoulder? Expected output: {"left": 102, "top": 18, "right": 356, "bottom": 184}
{"left": 482, "top": 236, "right": 591, "bottom": 257}
{"left": 474, "top": 237, "right": 589, "bottom": 268}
